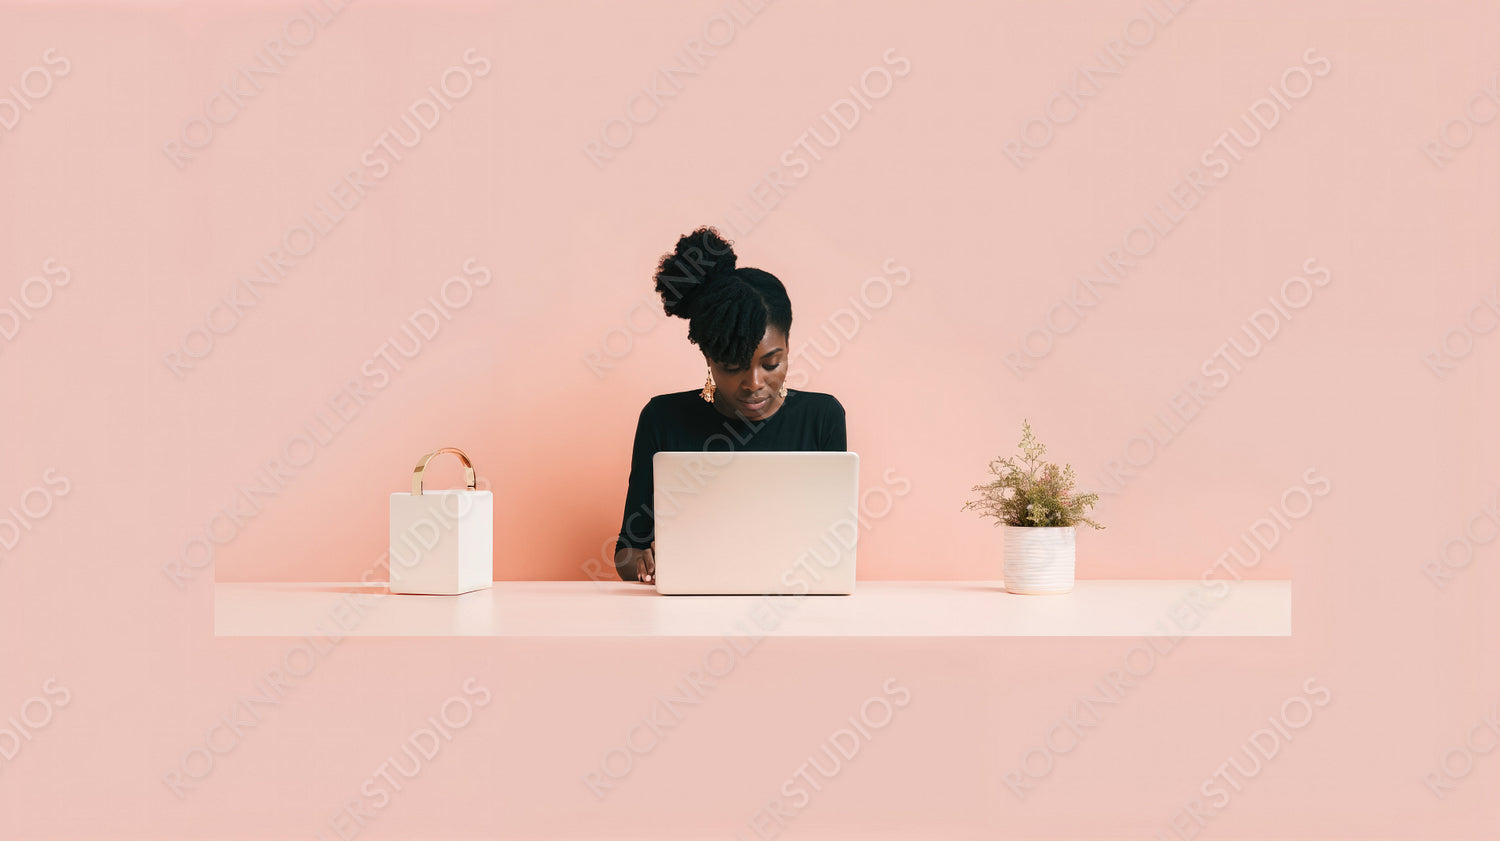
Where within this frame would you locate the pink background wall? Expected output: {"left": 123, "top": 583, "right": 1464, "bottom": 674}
{"left": 3, "top": 0, "right": 1499, "bottom": 838}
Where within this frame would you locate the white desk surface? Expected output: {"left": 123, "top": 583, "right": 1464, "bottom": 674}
{"left": 214, "top": 580, "right": 1290, "bottom": 637}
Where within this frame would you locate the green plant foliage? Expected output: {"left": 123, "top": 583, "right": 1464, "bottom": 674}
{"left": 962, "top": 419, "right": 1104, "bottom": 529}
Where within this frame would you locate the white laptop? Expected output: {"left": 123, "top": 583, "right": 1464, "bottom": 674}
{"left": 651, "top": 451, "right": 859, "bottom": 595}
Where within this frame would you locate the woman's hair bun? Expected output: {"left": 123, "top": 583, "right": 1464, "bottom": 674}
{"left": 654, "top": 225, "right": 738, "bottom": 320}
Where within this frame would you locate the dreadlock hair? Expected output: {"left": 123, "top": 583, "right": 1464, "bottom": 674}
{"left": 652, "top": 225, "right": 793, "bottom": 370}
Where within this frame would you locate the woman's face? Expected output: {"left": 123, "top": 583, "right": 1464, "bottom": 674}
{"left": 708, "top": 326, "right": 788, "bottom": 421}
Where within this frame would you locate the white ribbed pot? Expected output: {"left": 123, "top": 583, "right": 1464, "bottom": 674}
{"left": 1003, "top": 526, "right": 1076, "bottom": 595}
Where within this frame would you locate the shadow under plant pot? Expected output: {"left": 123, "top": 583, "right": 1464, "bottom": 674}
{"left": 1003, "top": 525, "right": 1075, "bottom": 595}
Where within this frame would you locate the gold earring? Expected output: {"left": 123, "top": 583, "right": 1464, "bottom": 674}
{"left": 779, "top": 382, "right": 788, "bottom": 398}
{"left": 700, "top": 365, "right": 716, "bottom": 403}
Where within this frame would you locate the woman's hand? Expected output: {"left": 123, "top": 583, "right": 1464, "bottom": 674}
{"left": 638, "top": 541, "right": 655, "bottom": 584}
{"left": 614, "top": 543, "right": 655, "bottom": 584}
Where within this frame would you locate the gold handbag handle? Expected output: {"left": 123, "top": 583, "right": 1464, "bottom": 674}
{"left": 411, "top": 447, "right": 478, "bottom": 495}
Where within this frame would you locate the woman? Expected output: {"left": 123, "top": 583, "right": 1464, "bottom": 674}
{"left": 614, "top": 226, "right": 847, "bottom": 584}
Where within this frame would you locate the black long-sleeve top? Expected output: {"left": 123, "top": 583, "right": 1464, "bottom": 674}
{"left": 613, "top": 388, "right": 847, "bottom": 580}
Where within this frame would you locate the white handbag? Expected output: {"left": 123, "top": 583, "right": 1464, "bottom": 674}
{"left": 388, "top": 447, "right": 493, "bottom": 595}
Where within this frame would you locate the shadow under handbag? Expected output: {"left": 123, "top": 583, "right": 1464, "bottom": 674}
{"left": 388, "top": 447, "right": 493, "bottom": 595}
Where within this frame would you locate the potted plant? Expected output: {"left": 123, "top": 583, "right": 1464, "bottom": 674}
{"left": 962, "top": 419, "right": 1103, "bottom": 594}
